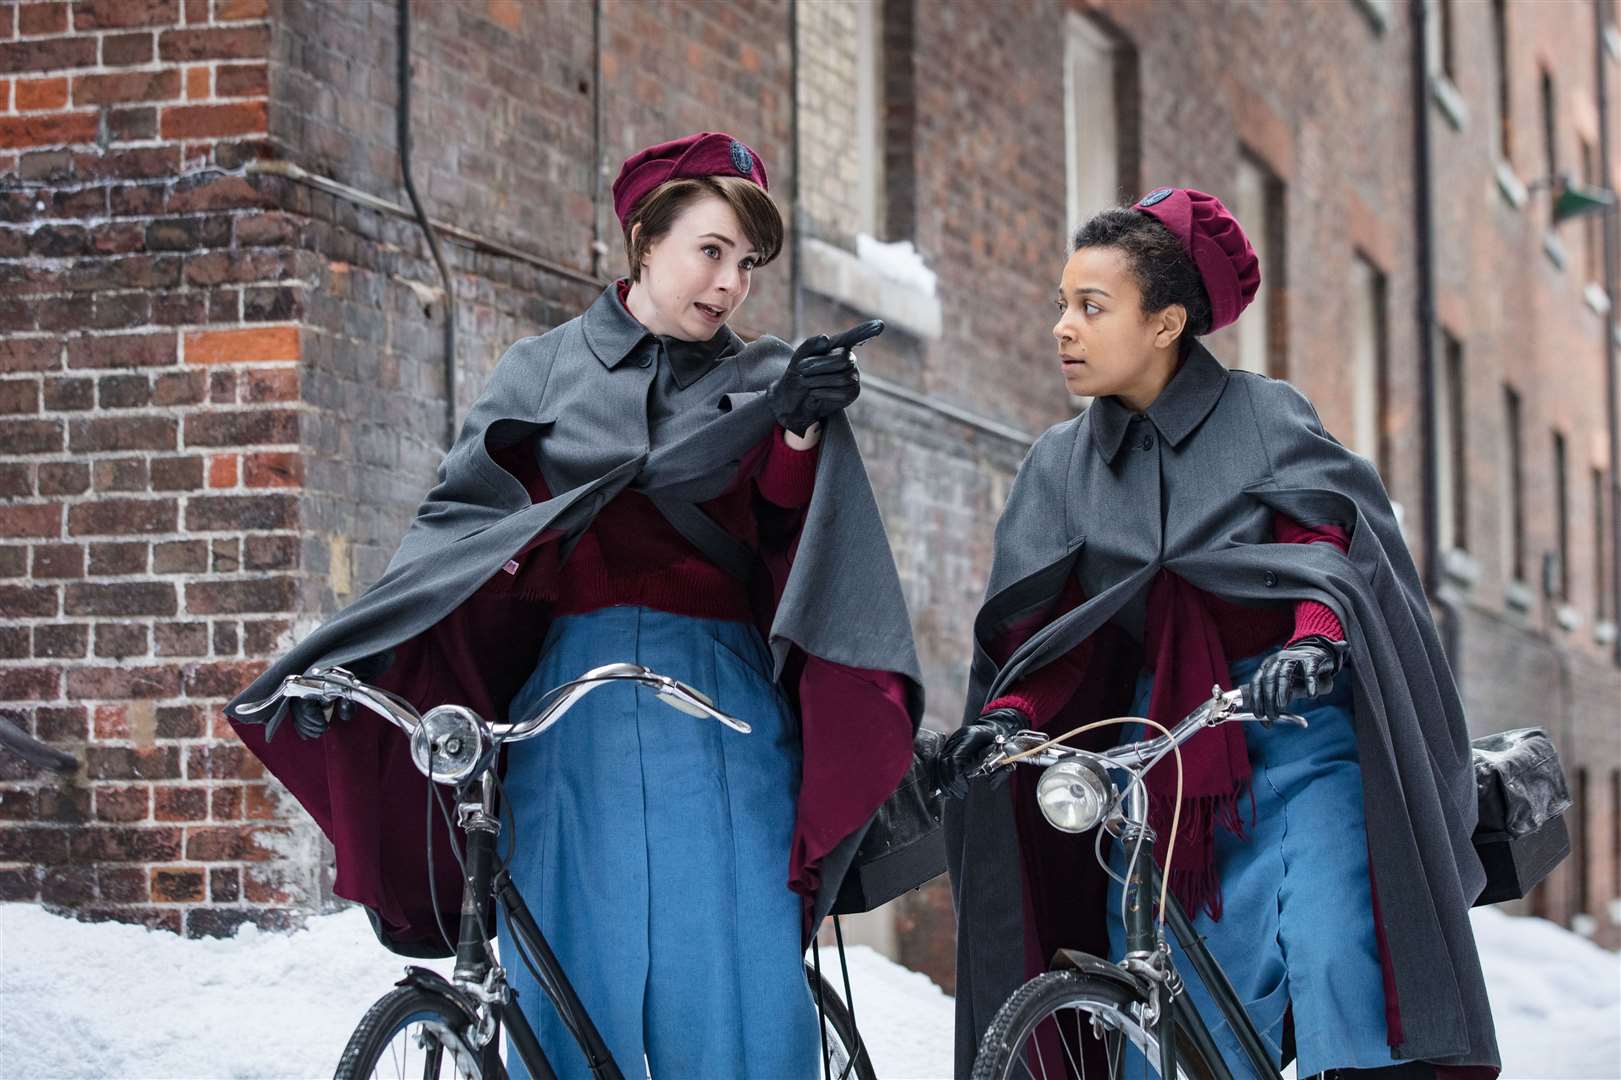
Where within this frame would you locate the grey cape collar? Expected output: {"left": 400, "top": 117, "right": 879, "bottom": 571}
{"left": 1088, "top": 341, "right": 1230, "bottom": 464}
{"left": 581, "top": 282, "right": 744, "bottom": 390}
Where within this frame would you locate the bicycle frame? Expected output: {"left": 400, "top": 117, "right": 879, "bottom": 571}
{"left": 449, "top": 770, "right": 625, "bottom": 1080}
{"left": 1111, "top": 797, "right": 1282, "bottom": 1080}
{"left": 990, "top": 688, "right": 1301, "bottom": 1079}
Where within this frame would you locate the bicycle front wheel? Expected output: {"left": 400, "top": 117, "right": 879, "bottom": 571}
{"left": 971, "top": 969, "right": 1220, "bottom": 1080}
{"left": 335, "top": 985, "right": 500, "bottom": 1080}
{"left": 807, "top": 963, "right": 878, "bottom": 1080}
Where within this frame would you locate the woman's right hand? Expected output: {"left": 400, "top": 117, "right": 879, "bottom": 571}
{"left": 934, "top": 707, "right": 1025, "bottom": 799}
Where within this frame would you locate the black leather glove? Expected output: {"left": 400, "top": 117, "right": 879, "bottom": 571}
{"left": 768, "top": 320, "right": 883, "bottom": 436}
{"left": 935, "top": 706, "right": 1024, "bottom": 800}
{"left": 1247, "top": 636, "right": 1348, "bottom": 723}
{"left": 266, "top": 650, "right": 394, "bottom": 742}
{"left": 288, "top": 696, "right": 353, "bottom": 740}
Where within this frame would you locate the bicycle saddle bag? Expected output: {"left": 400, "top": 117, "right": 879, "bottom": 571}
{"left": 1469, "top": 727, "right": 1572, "bottom": 906}
{"left": 832, "top": 727, "right": 948, "bottom": 915}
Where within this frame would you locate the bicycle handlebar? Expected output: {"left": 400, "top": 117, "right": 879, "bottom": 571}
{"left": 977, "top": 684, "right": 1307, "bottom": 777}
{"left": 234, "top": 663, "right": 749, "bottom": 783}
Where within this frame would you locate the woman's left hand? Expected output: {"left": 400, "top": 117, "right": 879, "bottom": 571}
{"left": 1248, "top": 636, "right": 1348, "bottom": 722}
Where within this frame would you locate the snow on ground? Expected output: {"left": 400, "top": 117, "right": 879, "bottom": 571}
{"left": 0, "top": 902, "right": 1613, "bottom": 1079}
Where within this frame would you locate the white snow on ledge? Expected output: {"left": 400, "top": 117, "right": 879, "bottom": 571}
{"left": 855, "top": 233, "right": 938, "bottom": 298}
{"left": 0, "top": 903, "right": 1614, "bottom": 1078}
{"left": 801, "top": 236, "right": 943, "bottom": 341}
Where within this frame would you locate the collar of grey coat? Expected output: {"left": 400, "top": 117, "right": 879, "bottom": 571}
{"left": 1087, "top": 341, "right": 1229, "bottom": 463}
{"left": 581, "top": 283, "right": 744, "bottom": 390}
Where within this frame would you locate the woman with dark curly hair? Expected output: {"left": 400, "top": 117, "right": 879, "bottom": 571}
{"left": 941, "top": 188, "right": 1499, "bottom": 1080}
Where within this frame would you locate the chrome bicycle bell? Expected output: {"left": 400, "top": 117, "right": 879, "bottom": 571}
{"left": 410, "top": 705, "right": 490, "bottom": 784}
{"left": 1035, "top": 758, "right": 1113, "bottom": 833}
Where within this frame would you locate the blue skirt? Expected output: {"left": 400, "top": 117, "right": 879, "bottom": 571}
{"left": 1106, "top": 650, "right": 1398, "bottom": 1078}
{"left": 495, "top": 606, "right": 820, "bottom": 1080}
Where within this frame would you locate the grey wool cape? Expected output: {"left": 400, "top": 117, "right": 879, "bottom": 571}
{"left": 226, "top": 285, "right": 923, "bottom": 955}
{"left": 945, "top": 344, "right": 1499, "bottom": 1075}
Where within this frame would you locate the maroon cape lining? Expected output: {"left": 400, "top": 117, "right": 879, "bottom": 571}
{"left": 231, "top": 432, "right": 915, "bottom": 952}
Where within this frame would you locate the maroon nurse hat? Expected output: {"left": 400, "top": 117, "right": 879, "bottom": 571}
{"left": 611, "top": 132, "right": 770, "bottom": 229}
{"left": 1133, "top": 187, "right": 1261, "bottom": 333}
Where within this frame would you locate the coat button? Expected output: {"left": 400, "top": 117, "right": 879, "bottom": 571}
{"left": 1264, "top": 570, "right": 1278, "bottom": 587}
{"left": 638, "top": 354, "right": 652, "bottom": 368}
{"left": 1140, "top": 433, "right": 1154, "bottom": 450}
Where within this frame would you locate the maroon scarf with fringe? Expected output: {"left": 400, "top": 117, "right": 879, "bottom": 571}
{"left": 1142, "top": 569, "right": 1253, "bottom": 920}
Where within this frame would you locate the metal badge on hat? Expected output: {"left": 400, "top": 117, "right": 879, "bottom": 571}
{"left": 1138, "top": 187, "right": 1174, "bottom": 207}
{"left": 729, "top": 139, "right": 754, "bottom": 176}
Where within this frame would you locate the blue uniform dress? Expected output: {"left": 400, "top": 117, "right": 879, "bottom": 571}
{"left": 1106, "top": 650, "right": 1397, "bottom": 1079}
{"left": 495, "top": 606, "right": 821, "bottom": 1080}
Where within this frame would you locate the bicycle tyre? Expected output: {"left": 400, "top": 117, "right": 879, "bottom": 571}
{"left": 971, "top": 968, "right": 1220, "bottom": 1080}
{"left": 807, "top": 963, "right": 879, "bottom": 1080}
{"left": 335, "top": 985, "right": 502, "bottom": 1080}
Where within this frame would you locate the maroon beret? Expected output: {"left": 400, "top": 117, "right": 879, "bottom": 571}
{"left": 1133, "top": 187, "right": 1261, "bottom": 333}
{"left": 611, "top": 132, "right": 770, "bottom": 229}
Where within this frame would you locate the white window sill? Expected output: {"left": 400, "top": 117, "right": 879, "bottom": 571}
{"left": 1543, "top": 232, "right": 1569, "bottom": 271}
{"left": 799, "top": 237, "right": 944, "bottom": 341}
{"left": 1430, "top": 74, "right": 1468, "bottom": 132}
{"left": 1555, "top": 604, "right": 1584, "bottom": 632}
{"left": 1606, "top": 24, "right": 1621, "bottom": 63}
{"left": 1494, "top": 160, "right": 1528, "bottom": 210}
{"left": 1596, "top": 619, "right": 1618, "bottom": 645}
{"left": 1585, "top": 282, "right": 1612, "bottom": 316}
{"left": 1442, "top": 547, "right": 1481, "bottom": 587}
{"left": 1504, "top": 578, "right": 1535, "bottom": 613}
{"left": 1353, "top": 0, "right": 1391, "bottom": 34}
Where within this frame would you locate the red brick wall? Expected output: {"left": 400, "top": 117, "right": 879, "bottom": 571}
{"left": 0, "top": 0, "right": 314, "bottom": 935}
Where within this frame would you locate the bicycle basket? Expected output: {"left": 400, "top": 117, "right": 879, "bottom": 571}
{"left": 831, "top": 727, "right": 948, "bottom": 915}
{"left": 1470, "top": 727, "right": 1572, "bottom": 906}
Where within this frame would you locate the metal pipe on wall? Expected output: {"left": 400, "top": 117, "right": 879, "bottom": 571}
{"left": 1597, "top": 2, "right": 1621, "bottom": 667}
{"left": 396, "top": 0, "right": 459, "bottom": 452}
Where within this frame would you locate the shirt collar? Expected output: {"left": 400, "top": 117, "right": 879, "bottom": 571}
{"left": 1088, "top": 342, "right": 1230, "bottom": 464}
{"left": 581, "top": 281, "right": 742, "bottom": 387}
{"left": 581, "top": 282, "right": 651, "bottom": 370}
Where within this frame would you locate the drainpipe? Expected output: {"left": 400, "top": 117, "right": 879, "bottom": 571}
{"left": 1597, "top": 3, "right": 1621, "bottom": 666}
{"left": 1410, "top": 0, "right": 1460, "bottom": 668}
{"left": 788, "top": 0, "right": 804, "bottom": 342}
{"left": 396, "top": 0, "right": 459, "bottom": 452}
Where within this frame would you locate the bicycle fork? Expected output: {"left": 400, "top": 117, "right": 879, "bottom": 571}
{"left": 1117, "top": 786, "right": 1237, "bottom": 1080}
{"left": 452, "top": 773, "right": 625, "bottom": 1080}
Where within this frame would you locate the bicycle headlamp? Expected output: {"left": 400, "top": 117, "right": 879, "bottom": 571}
{"left": 1035, "top": 759, "right": 1113, "bottom": 834}
{"left": 411, "top": 704, "right": 490, "bottom": 784}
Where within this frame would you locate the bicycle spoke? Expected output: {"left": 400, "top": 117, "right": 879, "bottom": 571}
{"left": 1057, "top": 1006, "right": 1084, "bottom": 1079}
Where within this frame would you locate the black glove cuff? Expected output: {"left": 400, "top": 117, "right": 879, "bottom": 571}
{"left": 1293, "top": 635, "right": 1349, "bottom": 672}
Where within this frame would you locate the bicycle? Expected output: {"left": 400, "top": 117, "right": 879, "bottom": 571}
{"left": 236, "top": 662, "right": 877, "bottom": 1080}
{"left": 968, "top": 685, "right": 1309, "bottom": 1080}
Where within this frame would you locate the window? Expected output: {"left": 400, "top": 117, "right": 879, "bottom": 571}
{"left": 1350, "top": 254, "right": 1391, "bottom": 483}
{"left": 855, "top": 0, "right": 885, "bottom": 238}
{"left": 1436, "top": 330, "right": 1467, "bottom": 551}
{"left": 1551, "top": 432, "right": 1570, "bottom": 600}
{"left": 1595, "top": 467, "right": 1610, "bottom": 621}
{"left": 1541, "top": 67, "right": 1559, "bottom": 226}
{"left": 1504, "top": 386, "right": 1527, "bottom": 582}
{"left": 1611, "top": 769, "right": 1620, "bottom": 904}
{"left": 1573, "top": 767, "right": 1590, "bottom": 915}
{"left": 878, "top": 0, "right": 916, "bottom": 241}
{"left": 1436, "top": 0, "right": 1457, "bottom": 83}
{"left": 1064, "top": 15, "right": 1120, "bottom": 239}
{"left": 1491, "top": 0, "right": 1512, "bottom": 163}
{"left": 1233, "top": 154, "right": 1282, "bottom": 376}
{"left": 1582, "top": 137, "right": 1603, "bottom": 285}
